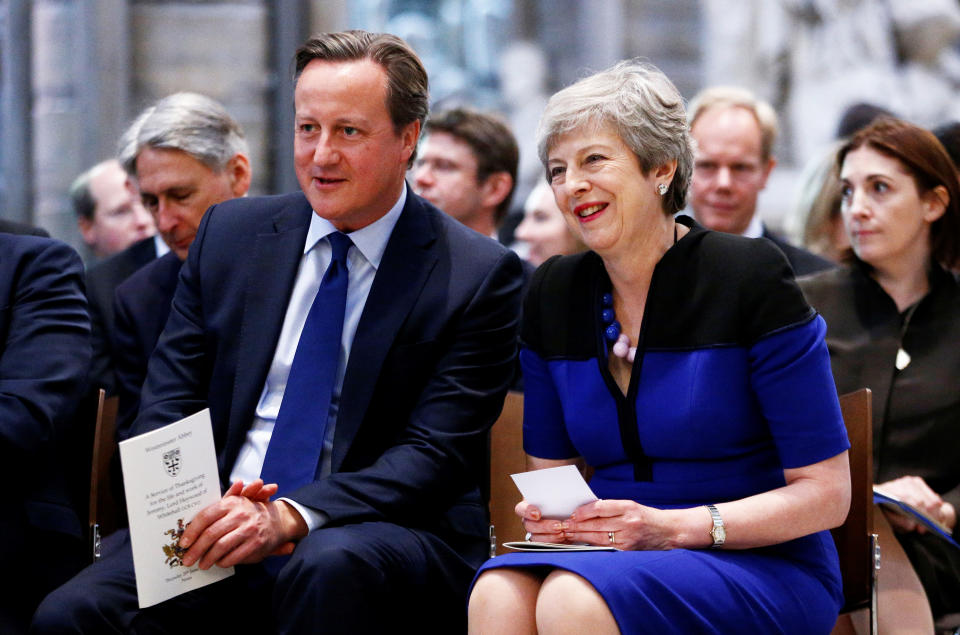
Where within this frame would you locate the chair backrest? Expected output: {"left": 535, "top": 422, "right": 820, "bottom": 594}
{"left": 489, "top": 391, "right": 525, "bottom": 556}
{"left": 88, "top": 391, "right": 119, "bottom": 561}
{"left": 833, "top": 387, "right": 874, "bottom": 611}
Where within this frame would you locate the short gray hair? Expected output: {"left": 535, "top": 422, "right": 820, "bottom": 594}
{"left": 118, "top": 92, "right": 248, "bottom": 176}
{"left": 688, "top": 86, "right": 778, "bottom": 162}
{"left": 536, "top": 59, "right": 693, "bottom": 215}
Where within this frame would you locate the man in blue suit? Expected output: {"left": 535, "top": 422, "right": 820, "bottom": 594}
{"left": 0, "top": 234, "right": 90, "bottom": 632}
{"left": 34, "top": 30, "right": 522, "bottom": 634}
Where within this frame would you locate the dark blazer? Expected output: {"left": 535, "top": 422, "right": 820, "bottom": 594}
{"left": 112, "top": 251, "right": 182, "bottom": 440}
{"left": 0, "top": 235, "right": 90, "bottom": 537}
{"left": 85, "top": 236, "right": 158, "bottom": 394}
{"left": 0, "top": 218, "right": 49, "bottom": 237}
{"left": 133, "top": 190, "right": 522, "bottom": 555}
{"left": 762, "top": 225, "right": 834, "bottom": 277}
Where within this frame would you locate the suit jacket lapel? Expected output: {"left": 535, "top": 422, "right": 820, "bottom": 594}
{"left": 332, "top": 193, "right": 438, "bottom": 471}
{"left": 225, "top": 195, "right": 313, "bottom": 460}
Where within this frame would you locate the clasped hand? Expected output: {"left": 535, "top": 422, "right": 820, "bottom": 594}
{"left": 516, "top": 498, "right": 676, "bottom": 550}
{"left": 178, "top": 479, "right": 305, "bottom": 570}
{"left": 876, "top": 475, "right": 957, "bottom": 534}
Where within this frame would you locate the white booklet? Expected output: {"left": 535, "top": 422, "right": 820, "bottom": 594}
{"left": 119, "top": 409, "right": 233, "bottom": 608}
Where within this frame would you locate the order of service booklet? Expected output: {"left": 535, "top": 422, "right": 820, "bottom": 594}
{"left": 873, "top": 488, "right": 960, "bottom": 550}
{"left": 119, "top": 409, "right": 233, "bottom": 608}
{"left": 504, "top": 465, "right": 617, "bottom": 552}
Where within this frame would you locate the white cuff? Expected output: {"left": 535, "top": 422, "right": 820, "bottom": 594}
{"left": 279, "top": 497, "right": 328, "bottom": 533}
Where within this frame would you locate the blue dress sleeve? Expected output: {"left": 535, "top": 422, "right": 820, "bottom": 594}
{"left": 520, "top": 347, "right": 580, "bottom": 460}
{"left": 749, "top": 314, "right": 850, "bottom": 469}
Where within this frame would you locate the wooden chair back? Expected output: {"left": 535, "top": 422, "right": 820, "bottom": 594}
{"left": 488, "top": 391, "right": 525, "bottom": 556}
{"left": 833, "top": 388, "right": 878, "bottom": 633}
{"left": 88, "top": 391, "right": 119, "bottom": 561}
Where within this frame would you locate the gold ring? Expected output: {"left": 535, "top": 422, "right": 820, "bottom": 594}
{"left": 608, "top": 531, "right": 616, "bottom": 545}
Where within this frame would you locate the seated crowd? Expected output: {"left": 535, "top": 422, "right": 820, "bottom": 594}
{"left": 2, "top": 27, "right": 958, "bottom": 635}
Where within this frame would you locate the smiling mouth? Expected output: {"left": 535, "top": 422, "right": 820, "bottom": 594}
{"left": 575, "top": 203, "right": 607, "bottom": 219}
{"left": 313, "top": 176, "right": 346, "bottom": 186}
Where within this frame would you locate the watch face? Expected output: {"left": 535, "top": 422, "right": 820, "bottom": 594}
{"left": 711, "top": 525, "right": 726, "bottom": 544}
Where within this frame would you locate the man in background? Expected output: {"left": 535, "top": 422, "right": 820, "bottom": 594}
{"left": 687, "top": 86, "right": 833, "bottom": 276}
{"left": 111, "top": 92, "right": 251, "bottom": 437}
{"left": 70, "top": 159, "right": 156, "bottom": 261}
{"left": 413, "top": 107, "right": 518, "bottom": 240}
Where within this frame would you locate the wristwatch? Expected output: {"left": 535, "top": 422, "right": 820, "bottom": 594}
{"left": 706, "top": 504, "right": 725, "bottom": 548}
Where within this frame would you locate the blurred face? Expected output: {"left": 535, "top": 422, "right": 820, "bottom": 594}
{"left": 689, "top": 106, "right": 774, "bottom": 235}
{"left": 840, "top": 146, "right": 945, "bottom": 272}
{"left": 294, "top": 58, "right": 419, "bottom": 232}
{"left": 515, "top": 186, "right": 579, "bottom": 266}
{"left": 413, "top": 131, "right": 486, "bottom": 225}
{"left": 80, "top": 161, "right": 155, "bottom": 258}
{"left": 546, "top": 124, "right": 666, "bottom": 255}
{"left": 136, "top": 147, "right": 249, "bottom": 260}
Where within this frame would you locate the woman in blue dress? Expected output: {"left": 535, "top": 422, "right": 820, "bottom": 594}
{"left": 468, "top": 60, "right": 852, "bottom": 634}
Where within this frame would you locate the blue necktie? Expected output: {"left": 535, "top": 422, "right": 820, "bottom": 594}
{"left": 261, "top": 231, "right": 352, "bottom": 497}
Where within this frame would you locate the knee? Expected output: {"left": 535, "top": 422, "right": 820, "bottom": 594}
{"left": 30, "top": 582, "right": 89, "bottom": 634}
{"left": 468, "top": 569, "right": 541, "bottom": 632}
{"left": 278, "top": 533, "right": 384, "bottom": 597}
{"left": 536, "top": 571, "right": 617, "bottom": 633}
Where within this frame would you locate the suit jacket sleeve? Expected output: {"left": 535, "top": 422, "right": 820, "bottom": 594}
{"left": 0, "top": 238, "right": 91, "bottom": 463}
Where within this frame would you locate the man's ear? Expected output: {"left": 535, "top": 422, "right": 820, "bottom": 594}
{"left": 480, "top": 172, "right": 514, "bottom": 210}
{"left": 77, "top": 216, "right": 96, "bottom": 247}
{"left": 226, "top": 154, "right": 252, "bottom": 197}
{"left": 758, "top": 156, "right": 777, "bottom": 190}
{"left": 399, "top": 120, "right": 421, "bottom": 165}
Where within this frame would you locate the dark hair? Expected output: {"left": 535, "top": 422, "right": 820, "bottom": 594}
{"left": 295, "top": 30, "right": 429, "bottom": 168}
{"left": 933, "top": 121, "right": 960, "bottom": 170}
{"left": 838, "top": 117, "right": 960, "bottom": 269}
{"left": 424, "top": 108, "right": 519, "bottom": 222}
{"left": 69, "top": 168, "right": 97, "bottom": 220}
{"left": 835, "top": 102, "right": 896, "bottom": 139}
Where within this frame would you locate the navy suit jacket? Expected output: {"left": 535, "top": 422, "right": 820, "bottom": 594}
{"left": 762, "top": 225, "right": 834, "bottom": 277}
{"left": 85, "top": 236, "right": 158, "bottom": 394}
{"left": 0, "top": 235, "right": 91, "bottom": 537}
{"left": 112, "top": 251, "right": 181, "bottom": 439}
{"left": 132, "top": 190, "right": 522, "bottom": 557}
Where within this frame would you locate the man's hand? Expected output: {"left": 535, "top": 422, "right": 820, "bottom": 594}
{"left": 179, "top": 480, "right": 306, "bottom": 569}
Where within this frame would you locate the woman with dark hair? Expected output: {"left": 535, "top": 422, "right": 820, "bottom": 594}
{"left": 800, "top": 117, "right": 960, "bottom": 630}
{"left": 468, "top": 58, "right": 850, "bottom": 634}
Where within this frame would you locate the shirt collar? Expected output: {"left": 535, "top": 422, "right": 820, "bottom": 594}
{"left": 154, "top": 234, "right": 171, "bottom": 258}
{"left": 303, "top": 182, "right": 407, "bottom": 270}
{"left": 742, "top": 213, "right": 764, "bottom": 239}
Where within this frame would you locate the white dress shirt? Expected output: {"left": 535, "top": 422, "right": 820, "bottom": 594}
{"left": 229, "top": 184, "right": 407, "bottom": 530}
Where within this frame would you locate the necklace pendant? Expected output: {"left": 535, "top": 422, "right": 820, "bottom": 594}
{"left": 895, "top": 347, "right": 911, "bottom": 371}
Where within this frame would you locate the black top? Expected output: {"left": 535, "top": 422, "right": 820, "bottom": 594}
{"left": 799, "top": 262, "right": 960, "bottom": 532}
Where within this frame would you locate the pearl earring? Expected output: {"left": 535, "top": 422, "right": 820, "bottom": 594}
{"left": 657, "top": 183, "right": 668, "bottom": 195}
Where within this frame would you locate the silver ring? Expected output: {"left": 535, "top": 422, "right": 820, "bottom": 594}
{"left": 525, "top": 532, "right": 532, "bottom": 542}
{"left": 608, "top": 531, "right": 616, "bottom": 545}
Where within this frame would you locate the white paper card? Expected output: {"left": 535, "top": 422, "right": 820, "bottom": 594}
{"left": 119, "top": 409, "right": 233, "bottom": 608}
{"left": 510, "top": 465, "right": 598, "bottom": 519}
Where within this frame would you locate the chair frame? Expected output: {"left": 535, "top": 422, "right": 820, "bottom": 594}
{"left": 88, "top": 390, "right": 119, "bottom": 561}
{"left": 834, "top": 388, "right": 880, "bottom": 635}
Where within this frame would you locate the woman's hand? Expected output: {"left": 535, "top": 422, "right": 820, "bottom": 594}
{"left": 558, "top": 499, "right": 677, "bottom": 550}
{"left": 876, "top": 476, "right": 956, "bottom": 533}
{"left": 515, "top": 500, "right": 570, "bottom": 543}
